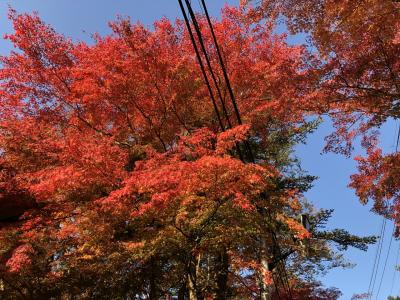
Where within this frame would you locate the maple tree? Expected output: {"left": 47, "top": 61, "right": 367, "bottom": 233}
{"left": 0, "top": 6, "right": 374, "bottom": 300}
{"left": 242, "top": 0, "right": 400, "bottom": 228}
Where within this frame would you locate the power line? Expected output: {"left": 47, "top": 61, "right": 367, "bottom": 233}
{"left": 390, "top": 237, "right": 400, "bottom": 295}
{"left": 376, "top": 223, "right": 396, "bottom": 299}
{"left": 387, "top": 122, "right": 400, "bottom": 297}
{"left": 368, "top": 218, "right": 386, "bottom": 299}
{"left": 199, "top": 0, "right": 255, "bottom": 162}
{"left": 368, "top": 121, "right": 400, "bottom": 299}
{"left": 196, "top": 1, "right": 292, "bottom": 296}
{"left": 177, "top": 0, "right": 225, "bottom": 132}
{"left": 195, "top": 1, "right": 292, "bottom": 297}
{"left": 199, "top": 0, "right": 242, "bottom": 126}
{"left": 180, "top": 0, "right": 245, "bottom": 161}
{"left": 271, "top": 230, "right": 294, "bottom": 299}
{"left": 184, "top": 0, "right": 234, "bottom": 131}
{"left": 177, "top": 1, "right": 293, "bottom": 298}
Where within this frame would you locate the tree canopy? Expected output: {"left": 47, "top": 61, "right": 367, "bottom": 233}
{"left": 1, "top": 1, "right": 397, "bottom": 299}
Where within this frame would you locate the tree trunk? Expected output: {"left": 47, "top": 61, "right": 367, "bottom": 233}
{"left": 149, "top": 260, "right": 158, "bottom": 300}
{"left": 187, "top": 254, "right": 204, "bottom": 300}
{"left": 188, "top": 274, "right": 197, "bottom": 300}
{"left": 260, "top": 237, "right": 272, "bottom": 300}
{"left": 215, "top": 249, "right": 229, "bottom": 300}
{"left": 178, "top": 283, "right": 187, "bottom": 300}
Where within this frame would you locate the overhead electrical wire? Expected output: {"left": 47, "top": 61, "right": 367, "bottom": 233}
{"left": 179, "top": 0, "right": 245, "bottom": 161}
{"left": 199, "top": 0, "right": 243, "bottom": 126}
{"left": 386, "top": 122, "right": 400, "bottom": 297}
{"left": 177, "top": 0, "right": 225, "bottom": 132}
{"left": 194, "top": 0, "right": 291, "bottom": 297}
{"left": 177, "top": 1, "right": 293, "bottom": 298}
{"left": 272, "top": 230, "right": 294, "bottom": 299}
{"left": 375, "top": 122, "right": 400, "bottom": 298}
{"left": 198, "top": 0, "right": 255, "bottom": 163}
{"left": 376, "top": 223, "right": 396, "bottom": 299}
{"left": 183, "top": 0, "right": 234, "bottom": 131}
{"left": 368, "top": 122, "right": 400, "bottom": 299}
{"left": 194, "top": 1, "right": 292, "bottom": 297}
{"left": 390, "top": 243, "right": 400, "bottom": 295}
{"left": 368, "top": 218, "right": 387, "bottom": 299}
{"left": 181, "top": 2, "right": 399, "bottom": 298}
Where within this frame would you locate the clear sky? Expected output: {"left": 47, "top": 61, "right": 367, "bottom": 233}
{"left": 0, "top": 1, "right": 399, "bottom": 299}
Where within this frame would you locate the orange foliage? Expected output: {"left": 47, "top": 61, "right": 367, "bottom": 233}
{"left": 0, "top": 5, "right": 340, "bottom": 299}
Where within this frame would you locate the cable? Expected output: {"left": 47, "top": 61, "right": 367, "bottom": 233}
{"left": 178, "top": 1, "right": 291, "bottom": 298}
{"left": 183, "top": 0, "right": 247, "bottom": 162}
{"left": 367, "top": 122, "right": 400, "bottom": 299}
{"left": 199, "top": 0, "right": 255, "bottom": 162}
{"left": 192, "top": 1, "right": 291, "bottom": 295}
{"left": 177, "top": 0, "right": 225, "bottom": 132}
{"left": 390, "top": 237, "right": 400, "bottom": 295}
{"left": 368, "top": 218, "right": 386, "bottom": 299}
{"left": 199, "top": 0, "right": 241, "bottom": 125}
{"left": 272, "top": 229, "right": 294, "bottom": 299}
{"left": 387, "top": 122, "right": 400, "bottom": 297}
{"left": 375, "top": 223, "right": 396, "bottom": 299}
{"left": 184, "top": 0, "right": 233, "bottom": 130}
{"left": 368, "top": 124, "right": 400, "bottom": 299}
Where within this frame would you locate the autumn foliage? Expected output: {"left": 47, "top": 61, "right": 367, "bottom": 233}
{"left": 242, "top": 0, "right": 400, "bottom": 229}
{"left": 0, "top": 4, "right": 380, "bottom": 300}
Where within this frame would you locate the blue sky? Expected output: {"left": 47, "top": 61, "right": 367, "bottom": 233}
{"left": 0, "top": 1, "right": 399, "bottom": 298}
